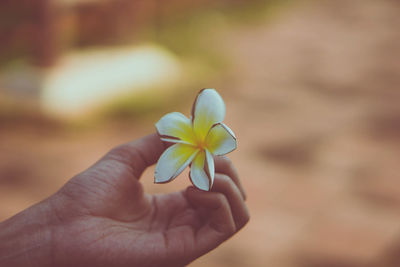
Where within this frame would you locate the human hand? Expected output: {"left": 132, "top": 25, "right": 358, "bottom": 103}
{"left": 0, "top": 133, "right": 249, "bottom": 267}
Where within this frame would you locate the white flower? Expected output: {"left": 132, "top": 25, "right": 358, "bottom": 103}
{"left": 154, "top": 88, "right": 237, "bottom": 191}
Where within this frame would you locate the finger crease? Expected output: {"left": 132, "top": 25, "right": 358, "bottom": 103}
{"left": 148, "top": 197, "right": 158, "bottom": 232}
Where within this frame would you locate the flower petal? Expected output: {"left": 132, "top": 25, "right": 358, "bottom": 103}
{"left": 155, "top": 144, "right": 199, "bottom": 183}
{"left": 206, "top": 123, "right": 237, "bottom": 156}
{"left": 155, "top": 112, "right": 196, "bottom": 144}
{"left": 192, "top": 89, "right": 226, "bottom": 141}
{"left": 205, "top": 149, "right": 215, "bottom": 185}
{"left": 189, "top": 149, "right": 215, "bottom": 191}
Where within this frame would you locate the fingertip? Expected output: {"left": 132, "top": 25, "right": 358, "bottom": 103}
{"left": 185, "top": 186, "right": 196, "bottom": 196}
{"left": 237, "top": 202, "right": 250, "bottom": 230}
{"left": 242, "top": 188, "right": 248, "bottom": 201}
{"left": 214, "top": 156, "right": 247, "bottom": 201}
{"left": 185, "top": 186, "right": 211, "bottom": 202}
{"left": 185, "top": 186, "right": 201, "bottom": 208}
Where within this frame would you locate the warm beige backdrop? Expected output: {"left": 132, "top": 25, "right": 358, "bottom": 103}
{"left": 1, "top": 0, "right": 400, "bottom": 266}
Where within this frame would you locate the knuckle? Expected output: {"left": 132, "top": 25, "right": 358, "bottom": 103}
{"left": 226, "top": 223, "right": 237, "bottom": 236}
{"left": 244, "top": 212, "right": 250, "bottom": 225}
{"left": 107, "top": 144, "right": 132, "bottom": 160}
{"left": 241, "top": 208, "right": 251, "bottom": 227}
{"left": 234, "top": 207, "right": 250, "bottom": 232}
{"left": 237, "top": 214, "right": 249, "bottom": 232}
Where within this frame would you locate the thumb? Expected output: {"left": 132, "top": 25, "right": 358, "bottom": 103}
{"left": 100, "top": 132, "right": 167, "bottom": 179}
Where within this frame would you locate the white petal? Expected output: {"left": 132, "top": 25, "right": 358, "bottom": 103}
{"left": 155, "top": 112, "right": 196, "bottom": 144}
{"left": 205, "top": 149, "right": 215, "bottom": 187}
{"left": 189, "top": 149, "right": 215, "bottom": 191}
{"left": 155, "top": 144, "right": 199, "bottom": 183}
{"left": 192, "top": 89, "right": 226, "bottom": 141}
{"left": 206, "top": 123, "right": 237, "bottom": 156}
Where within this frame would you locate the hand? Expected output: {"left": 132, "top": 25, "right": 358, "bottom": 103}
{"left": 0, "top": 133, "right": 249, "bottom": 267}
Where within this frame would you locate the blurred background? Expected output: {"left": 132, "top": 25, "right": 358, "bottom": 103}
{"left": 1, "top": 0, "right": 400, "bottom": 266}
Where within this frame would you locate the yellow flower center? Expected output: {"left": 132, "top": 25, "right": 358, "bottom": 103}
{"left": 195, "top": 137, "right": 208, "bottom": 150}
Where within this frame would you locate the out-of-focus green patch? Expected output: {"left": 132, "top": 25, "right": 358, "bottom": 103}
{"left": 139, "top": 0, "right": 295, "bottom": 55}
{"left": 138, "top": 12, "right": 230, "bottom": 80}
{"left": 131, "top": 0, "right": 296, "bottom": 92}
{"left": 223, "top": 0, "right": 296, "bottom": 25}
{"left": 99, "top": 0, "right": 297, "bottom": 123}
{"left": 98, "top": 84, "right": 200, "bottom": 123}
{"left": 82, "top": 0, "right": 297, "bottom": 124}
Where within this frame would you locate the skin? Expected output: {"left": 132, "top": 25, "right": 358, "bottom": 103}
{"left": 0, "top": 133, "right": 249, "bottom": 267}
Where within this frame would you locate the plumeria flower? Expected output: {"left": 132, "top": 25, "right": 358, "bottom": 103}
{"left": 154, "top": 88, "right": 237, "bottom": 191}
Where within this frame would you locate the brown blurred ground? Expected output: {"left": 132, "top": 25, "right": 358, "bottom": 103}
{"left": 1, "top": 0, "right": 400, "bottom": 266}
